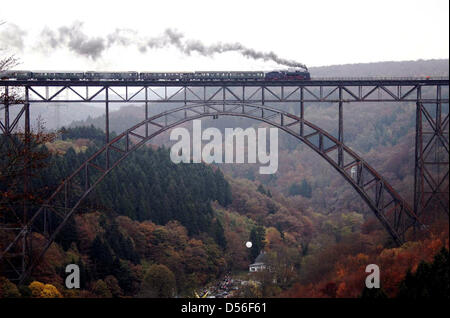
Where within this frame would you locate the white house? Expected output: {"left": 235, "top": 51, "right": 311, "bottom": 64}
{"left": 249, "top": 251, "right": 267, "bottom": 272}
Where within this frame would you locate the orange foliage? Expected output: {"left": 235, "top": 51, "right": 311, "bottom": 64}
{"left": 283, "top": 228, "right": 449, "bottom": 298}
{"left": 29, "top": 281, "right": 62, "bottom": 298}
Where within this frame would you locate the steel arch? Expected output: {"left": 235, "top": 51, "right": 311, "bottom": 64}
{"left": 1, "top": 102, "right": 422, "bottom": 283}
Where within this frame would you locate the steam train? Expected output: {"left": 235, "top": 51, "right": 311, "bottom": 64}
{"left": 0, "top": 69, "right": 311, "bottom": 81}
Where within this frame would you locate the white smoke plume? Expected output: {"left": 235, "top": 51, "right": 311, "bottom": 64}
{"left": 0, "top": 23, "right": 27, "bottom": 51}
{"left": 4, "top": 21, "right": 307, "bottom": 69}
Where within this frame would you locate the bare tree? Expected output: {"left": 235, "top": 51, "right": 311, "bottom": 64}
{"left": 0, "top": 21, "right": 56, "bottom": 228}
{"left": 0, "top": 21, "right": 18, "bottom": 71}
{"left": 0, "top": 55, "right": 17, "bottom": 72}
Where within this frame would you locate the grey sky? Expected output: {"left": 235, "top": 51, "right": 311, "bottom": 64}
{"left": 1, "top": 0, "right": 449, "bottom": 71}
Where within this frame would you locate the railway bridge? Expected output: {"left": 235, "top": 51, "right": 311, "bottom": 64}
{"left": 0, "top": 76, "right": 448, "bottom": 283}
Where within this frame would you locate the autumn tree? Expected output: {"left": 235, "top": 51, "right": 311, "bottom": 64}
{"left": 104, "top": 275, "right": 123, "bottom": 298}
{"left": 28, "top": 281, "right": 62, "bottom": 298}
{"left": 139, "top": 264, "right": 176, "bottom": 298}
{"left": 40, "top": 284, "right": 63, "bottom": 298}
{"left": 0, "top": 276, "right": 20, "bottom": 297}
{"left": 92, "top": 279, "right": 112, "bottom": 298}
{"left": 265, "top": 246, "right": 301, "bottom": 289}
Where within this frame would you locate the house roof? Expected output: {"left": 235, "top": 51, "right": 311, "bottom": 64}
{"left": 253, "top": 251, "right": 267, "bottom": 264}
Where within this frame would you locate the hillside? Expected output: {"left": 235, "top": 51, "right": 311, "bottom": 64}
{"left": 310, "top": 59, "right": 449, "bottom": 77}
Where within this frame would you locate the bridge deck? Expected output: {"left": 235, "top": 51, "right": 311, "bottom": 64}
{"left": 1, "top": 78, "right": 449, "bottom": 87}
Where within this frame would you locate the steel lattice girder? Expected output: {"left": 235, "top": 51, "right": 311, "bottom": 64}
{"left": 0, "top": 79, "right": 448, "bottom": 104}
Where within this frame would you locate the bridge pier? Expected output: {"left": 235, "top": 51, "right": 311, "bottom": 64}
{"left": 414, "top": 84, "right": 449, "bottom": 224}
{"left": 338, "top": 86, "right": 344, "bottom": 167}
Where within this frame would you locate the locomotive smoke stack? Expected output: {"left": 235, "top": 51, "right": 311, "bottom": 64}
{"left": 33, "top": 22, "right": 307, "bottom": 69}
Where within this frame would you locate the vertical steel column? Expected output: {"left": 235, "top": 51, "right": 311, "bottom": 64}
{"left": 260, "top": 86, "right": 265, "bottom": 117}
{"left": 203, "top": 86, "right": 206, "bottom": 113}
{"left": 436, "top": 85, "right": 442, "bottom": 142}
{"left": 22, "top": 86, "right": 31, "bottom": 276}
{"left": 222, "top": 86, "right": 226, "bottom": 112}
{"left": 338, "top": 86, "right": 344, "bottom": 167}
{"left": 414, "top": 85, "right": 423, "bottom": 218}
{"left": 145, "top": 86, "right": 148, "bottom": 137}
{"left": 24, "top": 86, "right": 30, "bottom": 221}
{"left": 300, "top": 86, "right": 304, "bottom": 136}
{"left": 105, "top": 86, "right": 109, "bottom": 143}
{"left": 4, "top": 86, "right": 9, "bottom": 134}
{"left": 436, "top": 85, "right": 441, "bottom": 201}
{"left": 184, "top": 85, "right": 187, "bottom": 118}
{"left": 105, "top": 86, "right": 110, "bottom": 169}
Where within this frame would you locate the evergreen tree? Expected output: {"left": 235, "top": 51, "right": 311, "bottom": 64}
{"left": 89, "top": 236, "right": 114, "bottom": 279}
{"left": 397, "top": 247, "right": 449, "bottom": 298}
{"left": 211, "top": 219, "right": 227, "bottom": 249}
{"left": 288, "top": 179, "right": 312, "bottom": 198}
{"left": 257, "top": 184, "right": 267, "bottom": 195}
{"left": 41, "top": 127, "right": 234, "bottom": 236}
{"left": 249, "top": 225, "right": 266, "bottom": 261}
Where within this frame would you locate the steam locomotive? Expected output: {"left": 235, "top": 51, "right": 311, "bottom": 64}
{"left": 0, "top": 69, "right": 311, "bottom": 81}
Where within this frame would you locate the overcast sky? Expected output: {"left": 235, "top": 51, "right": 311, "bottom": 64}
{"left": 1, "top": 0, "right": 449, "bottom": 71}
